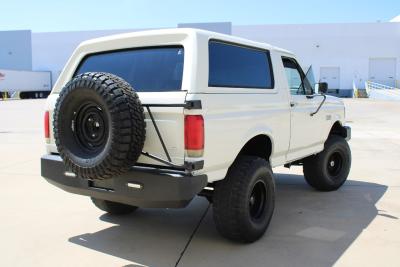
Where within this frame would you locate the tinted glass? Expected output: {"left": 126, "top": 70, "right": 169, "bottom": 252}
{"left": 209, "top": 41, "right": 273, "bottom": 88}
{"left": 76, "top": 47, "right": 184, "bottom": 92}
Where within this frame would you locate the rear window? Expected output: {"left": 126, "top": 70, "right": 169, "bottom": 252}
{"left": 76, "top": 46, "right": 184, "bottom": 92}
{"left": 208, "top": 41, "right": 273, "bottom": 89}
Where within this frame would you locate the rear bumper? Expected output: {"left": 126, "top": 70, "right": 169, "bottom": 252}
{"left": 41, "top": 155, "right": 207, "bottom": 208}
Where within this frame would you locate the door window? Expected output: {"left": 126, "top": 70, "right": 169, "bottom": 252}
{"left": 282, "top": 57, "right": 313, "bottom": 95}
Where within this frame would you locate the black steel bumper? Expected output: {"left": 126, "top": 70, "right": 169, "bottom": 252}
{"left": 344, "top": 126, "right": 351, "bottom": 141}
{"left": 41, "top": 155, "right": 207, "bottom": 208}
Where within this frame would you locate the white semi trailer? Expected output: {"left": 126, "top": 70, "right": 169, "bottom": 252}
{"left": 0, "top": 69, "right": 52, "bottom": 99}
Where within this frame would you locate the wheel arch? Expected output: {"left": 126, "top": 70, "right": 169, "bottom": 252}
{"left": 235, "top": 134, "right": 274, "bottom": 163}
{"left": 329, "top": 121, "right": 348, "bottom": 139}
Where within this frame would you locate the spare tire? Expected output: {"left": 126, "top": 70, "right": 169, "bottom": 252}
{"left": 54, "top": 72, "right": 146, "bottom": 180}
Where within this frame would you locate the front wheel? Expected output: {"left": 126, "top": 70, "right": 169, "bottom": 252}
{"left": 213, "top": 156, "right": 275, "bottom": 243}
{"left": 91, "top": 198, "right": 138, "bottom": 215}
{"left": 303, "top": 135, "right": 351, "bottom": 191}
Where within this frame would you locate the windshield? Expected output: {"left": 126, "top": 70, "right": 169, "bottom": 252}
{"left": 76, "top": 46, "right": 184, "bottom": 92}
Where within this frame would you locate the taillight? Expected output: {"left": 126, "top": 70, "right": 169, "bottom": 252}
{"left": 184, "top": 115, "right": 204, "bottom": 157}
{"left": 44, "top": 111, "right": 50, "bottom": 141}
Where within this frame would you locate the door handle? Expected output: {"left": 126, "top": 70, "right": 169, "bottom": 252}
{"left": 290, "top": 101, "right": 297, "bottom": 107}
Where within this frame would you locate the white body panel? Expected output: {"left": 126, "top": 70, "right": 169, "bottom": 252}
{"left": 44, "top": 28, "right": 346, "bottom": 183}
{"left": 0, "top": 69, "right": 51, "bottom": 92}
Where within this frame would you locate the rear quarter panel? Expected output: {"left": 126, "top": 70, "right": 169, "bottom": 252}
{"left": 187, "top": 46, "right": 292, "bottom": 182}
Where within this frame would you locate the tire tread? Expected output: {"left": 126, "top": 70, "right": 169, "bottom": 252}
{"left": 53, "top": 72, "right": 146, "bottom": 180}
{"left": 213, "top": 156, "right": 275, "bottom": 243}
{"left": 303, "top": 135, "right": 351, "bottom": 191}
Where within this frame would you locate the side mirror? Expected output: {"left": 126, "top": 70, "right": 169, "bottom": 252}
{"left": 318, "top": 82, "right": 328, "bottom": 94}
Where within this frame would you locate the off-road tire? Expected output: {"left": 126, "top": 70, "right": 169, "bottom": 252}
{"left": 91, "top": 198, "right": 138, "bottom": 215}
{"left": 53, "top": 72, "right": 146, "bottom": 180}
{"left": 303, "top": 135, "right": 351, "bottom": 191}
{"left": 213, "top": 156, "right": 275, "bottom": 243}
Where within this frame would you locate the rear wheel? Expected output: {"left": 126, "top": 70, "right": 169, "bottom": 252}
{"left": 91, "top": 198, "right": 138, "bottom": 215}
{"left": 213, "top": 156, "right": 275, "bottom": 243}
{"left": 303, "top": 135, "right": 351, "bottom": 191}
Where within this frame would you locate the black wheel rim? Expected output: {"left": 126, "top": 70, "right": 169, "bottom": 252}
{"left": 73, "top": 102, "right": 108, "bottom": 155}
{"left": 249, "top": 180, "right": 267, "bottom": 221}
{"left": 327, "top": 151, "right": 343, "bottom": 178}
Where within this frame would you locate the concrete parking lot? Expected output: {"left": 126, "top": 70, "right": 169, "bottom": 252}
{"left": 0, "top": 99, "right": 399, "bottom": 267}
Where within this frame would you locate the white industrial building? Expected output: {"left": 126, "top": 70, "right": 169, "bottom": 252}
{"left": 1, "top": 17, "right": 400, "bottom": 97}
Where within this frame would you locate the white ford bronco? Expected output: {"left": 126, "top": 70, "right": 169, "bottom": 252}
{"left": 41, "top": 28, "right": 351, "bottom": 243}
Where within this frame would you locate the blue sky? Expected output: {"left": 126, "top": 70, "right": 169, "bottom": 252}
{"left": 0, "top": 0, "right": 399, "bottom": 32}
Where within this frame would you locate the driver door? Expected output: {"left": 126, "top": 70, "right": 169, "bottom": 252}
{"left": 282, "top": 57, "right": 321, "bottom": 161}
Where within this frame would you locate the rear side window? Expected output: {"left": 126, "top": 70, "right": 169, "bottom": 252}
{"left": 208, "top": 41, "right": 273, "bottom": 89}
{"left": 76, "top": 46, "right": 184, "bottom": 92}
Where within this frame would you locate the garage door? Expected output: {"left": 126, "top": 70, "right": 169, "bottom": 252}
{"left": 320, "top": 67, "right": 340, "bottom": 90}
{"left": 369, "top": 58, "right": 396, "bottom": 87}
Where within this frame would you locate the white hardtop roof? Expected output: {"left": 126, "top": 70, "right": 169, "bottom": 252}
{"left": 79, "top": 28, "right": 293, "bottom": 55}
